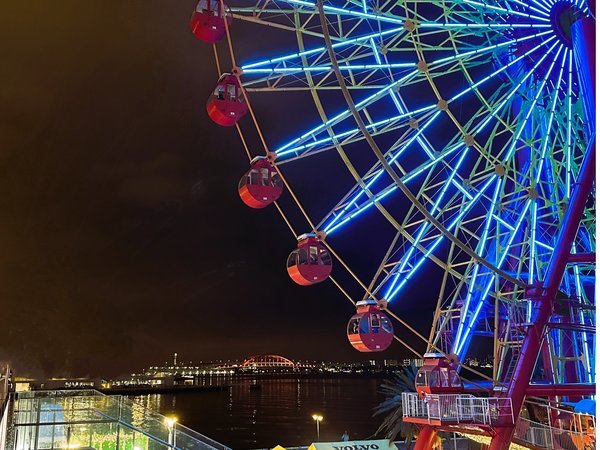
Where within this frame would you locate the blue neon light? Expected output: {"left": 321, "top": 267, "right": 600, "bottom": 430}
{"left": 454, "top": 45, "right": 567, "bottom": 354}
{"left": 383, "top": 148, "right": 470, "bottom": 298}
{"left": 242, "top": 28, "right": 403, "bottom": 70}
{"left": 385, "top": 177, "right": 497, "bottom": 301}
{"left": 275, "top": 31, "right": 554, "bottom": 157}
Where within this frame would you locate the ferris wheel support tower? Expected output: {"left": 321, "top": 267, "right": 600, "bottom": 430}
{"left": 488, "top": 15, "right": 596, "bottom": 450}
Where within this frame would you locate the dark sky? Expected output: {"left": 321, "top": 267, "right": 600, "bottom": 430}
{"left": 0, "top": 1, "right": 438, "bottom": 378}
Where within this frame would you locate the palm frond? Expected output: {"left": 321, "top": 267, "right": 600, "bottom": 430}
{"left": 373, "top": 363, "right": 420, "bottom": 441}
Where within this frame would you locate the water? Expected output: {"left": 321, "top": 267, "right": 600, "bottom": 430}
{"left": 128, "top": 377, "right": 388, "bottom": 449}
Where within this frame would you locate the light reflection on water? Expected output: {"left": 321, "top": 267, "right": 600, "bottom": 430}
{"left": 128, "top": 377, "right": 386, "bottom": 449}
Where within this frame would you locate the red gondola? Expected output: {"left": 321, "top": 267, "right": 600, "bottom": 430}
{"left": 414, "top": 353, "right": 463, "bottom": 398}
{"left": 206, "top": 73, "right": 248, "bottom": 126}
{"left": 286, "top": 234, "right": 332, "bottom": 285}
{"left": 190, "top": 0, "right": 232, "bottom": 44}
{"left": 238, "top": 156, "right": 283, "bottom": 208}
{"left": 347, "top": 300, "right": 394, "bottom": 352}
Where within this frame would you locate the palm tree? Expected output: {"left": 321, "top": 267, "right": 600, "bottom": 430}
{"left": 373, "top": 363, "right": 420, "bottom": 448}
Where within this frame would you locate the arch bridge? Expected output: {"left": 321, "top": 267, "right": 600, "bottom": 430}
{"left": 241, "top": 355, "right": 296, "bottom": 369}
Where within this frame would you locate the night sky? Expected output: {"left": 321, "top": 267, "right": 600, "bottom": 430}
{"left": 1, "top": 2, "right": 439, "bottom": 378}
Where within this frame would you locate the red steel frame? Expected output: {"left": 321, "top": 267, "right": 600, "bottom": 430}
{"left": 414, "top": 14, "right": 596, "bottom": 450}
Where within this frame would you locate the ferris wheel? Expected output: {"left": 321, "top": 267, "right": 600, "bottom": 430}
{"left": 190, "top": 0, "right": 595, "bottom": 446}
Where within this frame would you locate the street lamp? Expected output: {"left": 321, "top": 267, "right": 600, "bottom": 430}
{"left": 311, "top": 414, "right": 323, "bottom": 442}
{"left": 164, "top": 416, "right": 178, "bottom": 449}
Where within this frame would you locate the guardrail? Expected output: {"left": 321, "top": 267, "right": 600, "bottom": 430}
{"left": 0, "top": 396, "right": 10, "bottom": 450}
{"left": 6, "top": 389, "right": 231, "bottom": 450}
{"left": 514, "top": 417, "right": 591, "bottom": 449}
{"left": 401, "top": 393, "right": 514, "bottom": 426}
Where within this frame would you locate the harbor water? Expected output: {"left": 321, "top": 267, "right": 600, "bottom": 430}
{"left": 129, "top": 377, "right": 386, "bottom": 449}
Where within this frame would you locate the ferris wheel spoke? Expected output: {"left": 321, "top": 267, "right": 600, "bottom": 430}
{"left": 430, "top": 30, "right": 553, "bottom": 67}
{"left": 359, "top": 0, "right": 385, "bottom": 64}
{"left": 459, "top": 0, "right": 551, "bottom": 22}
{"left": 565, "top": 49, "right": 573, "bottom": 167}
{"left": 335, "top": 68, "right": 540, "bottom": 230}
{"left": 494, "top": 44, "right": 565, "bottom": 163}
{"left": 447, "top": 35, "right": 556, "bottom": 104}
{"left": 320, "top": 75, "right": 526, "bottom": 236}
{"left": 230, "top": 0, "right": 410, "bottom": 47}
{"left": 318, "top": 111, "right": 451, "bottom": 232}
{"left": 272, "top": 70, "right": 423, "bottom": 157}
{"left": 528, "top": 201, "right": 539, "bottom": 287}
{"left": 570, "top": 245, "right": 595, "bottom": 381}
{"left": 321, "top": 54, "right": 551, "bottom": 243}
{"left": 242, "top": 15, "right": 551, "bottom": 90}
{"left": 506, "top": 0, "right": 552, "bottom": 16}
{"left": 368, "top": 188, "right": 470, "bottom": 299}
{"left": 243, "top": 62, "right": 414, "bottom": 74}
{"left": 452, "top": 45, "right": 569, "bottom": 355}
{"left": 371, "top": 149, "right": 470, "bottom": 297}
{"left": 272, "top": 37, "right": 548, "bottom": 160}
{"left": 454, "top": 203, "right": 549, "bottom": 355}
{"left": 383, "top": 175, "right": 498, "bottom": 302}
{"left": 539, "top": 130, "right": 566, "bottom": 219}
{"left": 271, "top": 0, "right": 407, "bottom": 24}
{"left": 239, "top": 23, "right": 407, "bottom": 82}
{"left": 322, "top": 137, "right": 463, "bottom": 234}
{"left": 254, "top": 30, "right": 552, "bottom": 158}
{"left": 533, "top": 51, "right": 569, "bottom": 183}
{"left": 419, "top": 22, "right": 551, "bottom": 29}
{"left": 453, "top": 177, "right": 504, "bottom": 346}
{"left": 455, "top": 190, "right": 558, "bottom": 353}
{"left": 277, "top": 104, "right": 436, "bottom": 161}
{"left": 538, "top": 0, "right": 558, "bottom": 10}
{"left": 454, "top": 197, "right": 532, "bottom": 355}
{"left": 443, "top": 0, "right": 552, "bottom": 18}
{"left": 231, "top": 10, "right": 332, "bottom": 38}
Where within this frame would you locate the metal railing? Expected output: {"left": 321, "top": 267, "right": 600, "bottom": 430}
{"left": 5, "top": 389, "right": 231, "bottom": 450}
{"left": 0, "top": 397, "right": 9, "bottom": 450}
{"left": 514, "top": 417, "right": 592, "bottom": 449}
{"left": 401, "top": 393, "right": 514, "bottom": 426}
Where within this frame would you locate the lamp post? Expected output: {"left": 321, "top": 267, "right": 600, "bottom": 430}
{"left": 165, "top": 416, "right": 178, "bottom": 449}
{"left": 312, "top": 414, "right": 323, "bottom": 441}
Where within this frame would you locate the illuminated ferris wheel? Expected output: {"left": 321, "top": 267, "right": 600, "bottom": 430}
{"left": 190, "top": 0, "right": 595, "bottom": 447}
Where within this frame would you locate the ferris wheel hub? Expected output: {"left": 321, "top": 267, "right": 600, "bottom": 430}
{"left": 550, "top": 1, "right": 584, "bottom": 46}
